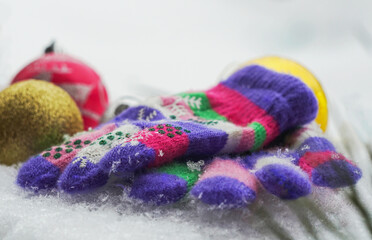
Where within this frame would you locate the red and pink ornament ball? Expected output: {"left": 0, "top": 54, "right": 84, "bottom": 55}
{"left": 11, "top": 50, "right": 108, "bottom": 130}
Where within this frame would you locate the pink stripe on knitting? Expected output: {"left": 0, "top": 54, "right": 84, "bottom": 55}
{"left": 299, "top": 151, "right": 354, "bottom": 177}
{"left": 133, "top": 124, "right": 189, "bottom": 167}
{"left": 42, "top": 123, "right": 116, "bottom": 170}
{"left": 199, "top": 159, "right": 257, "bottom": 192}
{"left": 205, "top": 84, "right": 280, "bottom": 146}
{"left": 235, "top": 127, "right": 255, "bottom": 152}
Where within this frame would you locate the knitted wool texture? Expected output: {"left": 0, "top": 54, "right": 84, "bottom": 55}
{"left": 17, "top": 123, "right": 117, "bottom": 190}
{"left": 127, "top": 120, "right": 362, "bottom": 207}
{"left": 130, "top": 162, "right": 201, "bottom": 205}
{"left": 288, "top": 123, "right": 362, "bottom": 188}
{"left": 191, "top": 158, "right": 257, "bottom": 207}
{"left": 56, "top": 65, "right": 318, "bottom": 193}
{"left": 248, "top": 152, "right": 311, "bottom": 200}
{"left": 190, "top": 123, "right": 362, "bottom": 207}
{"left": 17, "top": 65, "right": 362, "bottom": 208}
{"left": 189, "top": 151, "right": 311, "bottom": 207}
{"left": 131, "top": 150, "right": 310, "bottom": 207}
{"left": 121, "top": 74, "right": 361, "bottom": 207}
{"left": 18, "top": 65, "right": 319, "bottom": 195}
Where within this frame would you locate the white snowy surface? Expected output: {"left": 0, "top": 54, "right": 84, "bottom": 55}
{"left": 1, "top": 126, "right": 372, "bottom": 240}
{"left": 1, "top": 0, "right": 372, "bottom": 239}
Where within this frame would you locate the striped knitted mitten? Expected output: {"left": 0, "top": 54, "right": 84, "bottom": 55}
{"left": 58, "top": 65, "right": 318, "bottom": 193}
{"left": 287, "top": 123, "right": 362, "bottom": 188}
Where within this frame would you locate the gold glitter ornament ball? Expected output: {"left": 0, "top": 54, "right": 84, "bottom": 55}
{"left": 0, "top": 80, "right": 84, "bottom": 165}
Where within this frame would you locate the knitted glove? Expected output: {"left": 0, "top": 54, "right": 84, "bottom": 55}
{"left": 129, "top": 122, "right": 362, "bottom": 208}
{"left": 17, "top": 65, "right": 317, "bottom": 194}
{"left": 56, "top": 65, "right": 317, "bottom": 193}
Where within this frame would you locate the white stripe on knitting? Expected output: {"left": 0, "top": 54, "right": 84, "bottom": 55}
{"left": 137, "top": 108, "right": 145, "bottom": 120}
{"left": 74, "top": 124, "right": 141, "bottom": 168}
{"left": 158, "top": 150, "right": 164, "bottom": 157}
{"left": 145, "top": 110, "right": 157, "bottom": 121}
{"left": 253, "top": 155, "right": 308, "bottom": 179}
{"left": 205, "top": 120, "right": 244, "bottom": 154}
{"left": 143, "top": 96, "right": 196, "bottom": 120}
{"left": 182, "top": 95, "right": 202, "bottom": 109}
{"left": 136, "top": 107, "right": 159, "bottom": 121}
{"left": 167, "top": 97, "right": 189, "bottom": 116}
{"left": 290, "top": 122, "right": 325, "bottom": 150}
{"left": 143, "top": 96, "right": 176, "bottom": 118}
{"left": 130, "top": 140, "right": 140, "bottom": 146}
{"left": 172, "top": 103, "right": 189, "bottom": 117}
{"left": 165, "top": 97, "right": 195, "bottom": 119}
{"left": 254, "top": 155, "right": 297, "bottom": 170}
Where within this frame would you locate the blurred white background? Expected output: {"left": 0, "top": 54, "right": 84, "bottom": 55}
{"left": 1, "top": 0, "right": 372, "bottom": 141}
{"left": 1, "top": 0, "right": 371, "bottom": 98}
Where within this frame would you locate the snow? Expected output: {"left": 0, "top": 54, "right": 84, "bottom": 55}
{"left": 1, "top": 0, "right": 372, "bottom": 239}
{"left": 1, "top": 162, "right": 371, "bottom": 240}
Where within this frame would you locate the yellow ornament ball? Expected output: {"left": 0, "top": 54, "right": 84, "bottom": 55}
{"left": 0, "top": 80, "right": 84, "bottom": 165}
{"left": 242, "top": 56, "right": 328, "bottom": 132}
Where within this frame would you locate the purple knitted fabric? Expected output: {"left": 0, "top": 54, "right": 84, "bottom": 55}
{"left": 191, "top": 176, "right": 256, "bottom": 207}
{"left": 290, "top": 124, "right": 362, "bottom": 188}
{"left": 17, "top": 156, "right": 60, "bottom": 190}
{"left": 18, "top": 65, "right": 320, "bottom": 197}
{"left": 221, "top": 65, "right": 318, "bottom": 132}
{"left": 130, "top": 173, "right": 188, "bottom": 205}
{"left": 191, "top": 151, "right": 311, "bottom": 207}
{"left": 15, "top": 64, "right": 363, "bottom": 209}
{"left": 107, "top": 106, "right": 166, "bottom": 124}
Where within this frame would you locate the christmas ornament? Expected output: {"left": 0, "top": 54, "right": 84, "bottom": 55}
{"left": 0, "top": 80, "right": 83, "bottom": 165}
{"left": 11, "top": 43, "right": 108, "bottom": 130}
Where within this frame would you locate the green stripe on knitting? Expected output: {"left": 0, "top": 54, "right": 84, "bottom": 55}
{"left": 249, "top": 122, "right": 267, "bottom": 150}
{"left": 178, "top": 92, "right": 227, "bottom": 121}
{"left": 156, "top": 162, "right": 201, "bottom": 190}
